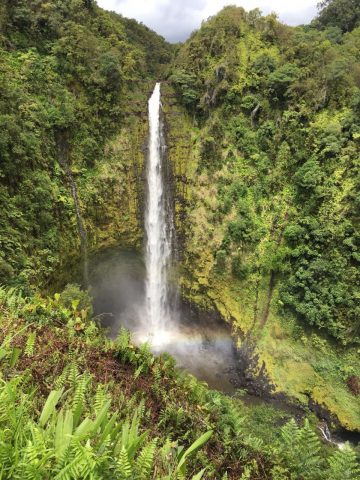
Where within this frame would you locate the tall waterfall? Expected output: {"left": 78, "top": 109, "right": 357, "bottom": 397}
{"left": 144, "top": 82, "right": 173, "bottom": 342}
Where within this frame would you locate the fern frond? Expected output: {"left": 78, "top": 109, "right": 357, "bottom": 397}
{"left": 135, "top": 438, "right": 157, "bottom": 478}
{"left": 280, "top": 418, "right": 300, "bottom": 450}
{"left": 116, "top": 446, "right": 132, "bottom": 479}
{"left": 55, "top": 409, "right": 73, "bottom": 460}
{"left": 68, "top": 361, "right": 80, "bottom": 387}
{"left": 72, "top": 374, "right": 91, "bottom": 427}
{"left": 55, "top": 439, "right": 96, "bottom": 480}
{"left": 327, "top": 444, "right": 360, "bottom": 480}
{"left": 25, "top": 332, "right": 36, "bottom": 357}
{"left": 94, "top": 384, "right": 110, "bottom": 415}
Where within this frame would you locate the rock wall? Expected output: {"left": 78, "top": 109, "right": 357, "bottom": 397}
{"left": 53, "top": 87, "right": 152, "bottom": 289}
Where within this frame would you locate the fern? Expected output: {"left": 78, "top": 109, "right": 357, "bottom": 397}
{"left": 280, "top": 418, "right": 300, "bottom": 451}
{"left": 116, "top": 446, "right": 132, "bottom": 479}
{"left": 55, "top": 409, "right": 73, "bottom": 460}
{"left": 137, "top": 342, "right": 154, "bottom": 373}
{"left": 0, "top": 436, "right": 13, "bottom": 470}
{"left": 19, "top": 440, "right": 47, "bottom": 480}
{"left": 5, "top": 287, "right": 24, "bottom": 312}
{"left": 0, "top": 366, "right": 220, "bottom": 480}
{"left": 94, "top": 384, "right": 110, "bottom": 415}
{"left": 327, "top": 444, "right": 360, "bottom": 480}
{"left": 117, "top": 403, "right": 147, "bottom": 461}
{"left": 152, "top": 363, "right": 164, "bottom": 397}
{"left": 25, "top": 332, "right": 36, "bottom": 357}
{"left": 68, "top": 361, "right": 81, "bottom": 387}
{"left": 279, "top": 419, "right": 323, "bottom": 479}
{"left": 242, "top": 433, "right": 264, "bottom": 451}
{"left": 135, "top": 438, "right": 157, "bottom": 478}
{"left": 54, "top": 368, "right": 69, "bottom": 390}
{"left": 134, "top": 364, "right": 143, "bottom": 379}
{"left": 72, "top": 374, "right": 91, "bottom": 427}
{"left": 116, "top": 328, "right": 133, "bottom": 363}
{"left": 55, "top": 440, "right": 98, "bottom": 480}
{"left": 297, "top": 419, "right": 321, "bottom": 475}
{"left": 55, "top": 454, "right": 84, "bottom": 480}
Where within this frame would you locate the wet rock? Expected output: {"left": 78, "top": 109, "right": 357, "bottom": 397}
{"left": 231, "top": 340, "right": 275, "bottom": 398}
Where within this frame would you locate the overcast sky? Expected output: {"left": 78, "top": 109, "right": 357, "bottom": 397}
{"left": 96, "top": 0, "right": 320, "bottom": 42}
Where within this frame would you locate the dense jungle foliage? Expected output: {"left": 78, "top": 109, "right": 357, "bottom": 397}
{"left": 0, "top": 0, "right": 172, "bottom": 289}
{"left": 170, "top": 1, "right": 360, "bottom": 346}
{"left": 0, "top": 0, "right": 359, "bottom": 478}
{"left": 166, "top": 0, "right": 360, "bottom": 437}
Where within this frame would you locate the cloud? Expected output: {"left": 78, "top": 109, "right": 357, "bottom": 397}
{"left": 96, "top": 0, "right": 319, "bottom": 42}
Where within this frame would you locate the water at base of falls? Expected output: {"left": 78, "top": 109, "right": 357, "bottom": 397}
{"left": 90, "top": 247, "right": 237, "bottom": 393}
{"left": 91, "top": 248, "right": 360, "bottom": 444}
{"left": 143, "top": 82, "right": 176, "bottom": 345}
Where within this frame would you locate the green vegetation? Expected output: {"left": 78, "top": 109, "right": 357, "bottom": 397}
{"left": 313, "top": 0, "right": 360, "bottom": 32}
{"left": 0, "top": 0, "right": 359, "bottom": 477}
{"left": 167, "top": 0, "right": 360, "bottom": 429}
{"left": 0, "top": 286, "right": 359, "bottom": 479}
{"left": 0, "top": 0, "right": 172, "bottom": 290}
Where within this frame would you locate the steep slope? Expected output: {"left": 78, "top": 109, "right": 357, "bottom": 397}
{"left": 1, "top": 286, "right": 359, "bottom": 479}
{"left": 168, "top": 5, "right": 360, "bottom": 429}
{"left": 0, "top": 0, "right": 172, "bottom": 290}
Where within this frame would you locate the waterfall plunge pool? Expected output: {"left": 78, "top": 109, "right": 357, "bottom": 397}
{"left": 90, "top": 248, "right": 237, "bottom": 394}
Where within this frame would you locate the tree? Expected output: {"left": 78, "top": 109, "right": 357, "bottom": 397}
{"left": 315, "top": 0, "right": 360, "bottom": 32}
{"left": 170, "top": 70, "right": 199, "bottom": 108}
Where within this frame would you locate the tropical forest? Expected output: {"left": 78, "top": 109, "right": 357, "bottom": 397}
{"left": 0, "top": 0, "right": 359, "bottom": 478}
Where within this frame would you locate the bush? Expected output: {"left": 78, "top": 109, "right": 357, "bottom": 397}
{"left": 231, "top": 255, "right": 248, "bottom": 279}
{"left": 60, "top": 283, "right": 93, "bottom": 315}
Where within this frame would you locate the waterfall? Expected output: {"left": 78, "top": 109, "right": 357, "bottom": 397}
{"left": 144, "top": 82, "right": 174, "bottom": 343}
{"left": 56, "top": 130, "right": 88, "bottom": 287}
{"left": 69, "top": 173, "right": 89, "bottom": 288}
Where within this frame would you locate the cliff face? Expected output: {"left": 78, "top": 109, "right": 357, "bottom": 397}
{"left": 163, "top": 98, "right": 360, "bottom": 430}
{"left": 54, "top": 92, "right": 149, "bottom": 288}
{"left": 163, "top": 7, "right": 360, "bottom": 430}
{"left": 81, "top": 93, "right": 149, "bottom": 252}
{"left": 161, "top": 84, "right": 195, "bottom": 254}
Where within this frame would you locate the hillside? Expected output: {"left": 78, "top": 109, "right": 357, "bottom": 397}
{"left": 167, "top": 3, "right": 360, "bottom": 430}
{"left": 2, "top": 285, "right": 360, "bottom": 479}
{"left": 0, "top": 0, "right": 172, "bottom": 290}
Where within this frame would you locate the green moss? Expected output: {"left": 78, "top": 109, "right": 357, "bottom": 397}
{"left": 256, "top": 304, "right": 360, "bottom": 430}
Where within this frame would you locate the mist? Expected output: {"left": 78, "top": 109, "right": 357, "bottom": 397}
{"left": 89, "top": 248, "right": 238, "bottom": 392}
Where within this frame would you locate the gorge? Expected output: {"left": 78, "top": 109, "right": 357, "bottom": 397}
{"left": 92, "top": 81, "right": 240, "bottom": 392}
{"left": 0, "top": 0, "right": 359, "bottom": 478}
